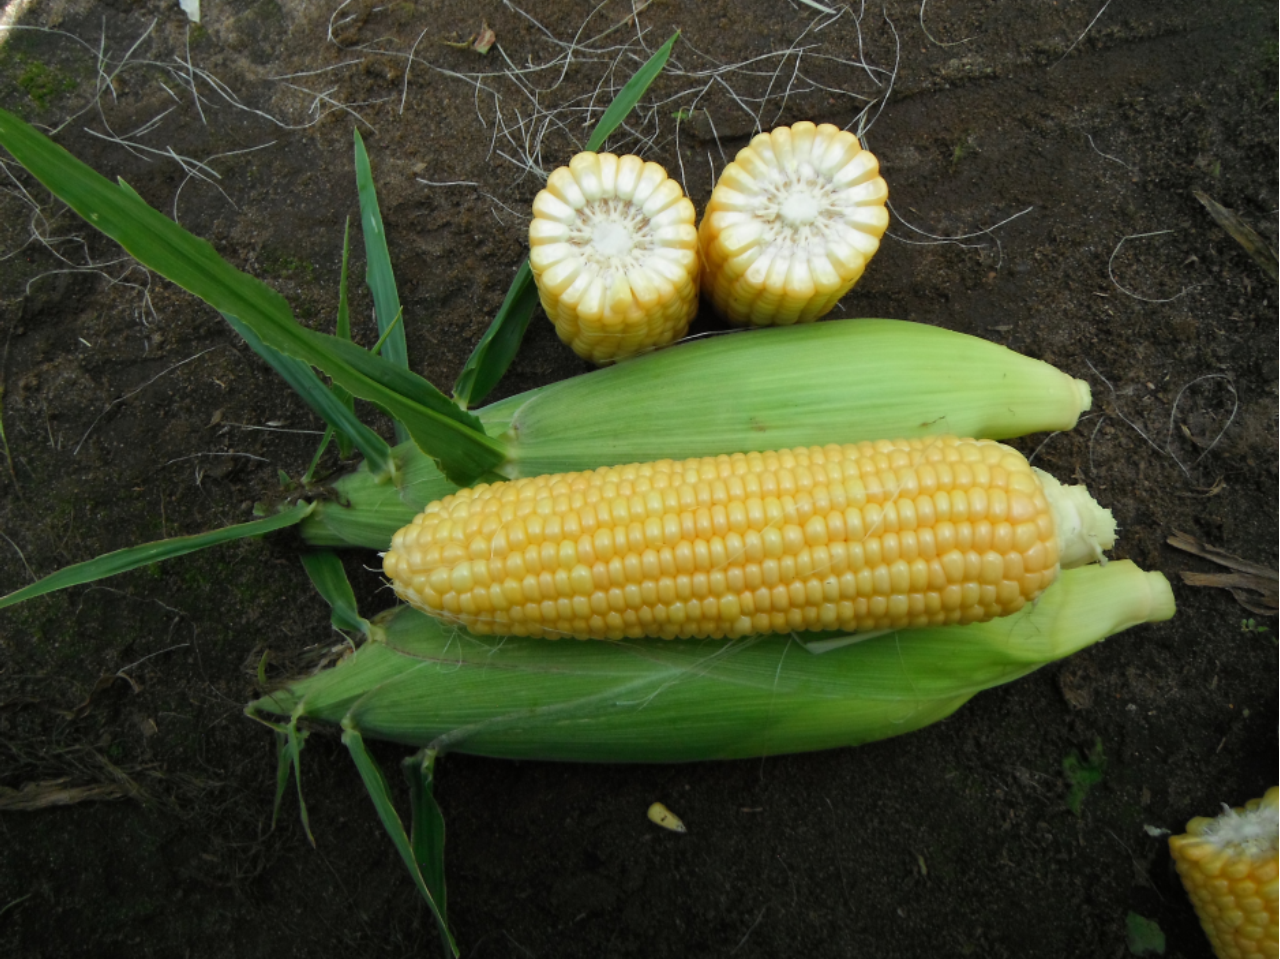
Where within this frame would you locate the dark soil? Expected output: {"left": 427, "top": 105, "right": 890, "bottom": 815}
{"left": 0, "top": 1, "right": 1275, "bottom": 957}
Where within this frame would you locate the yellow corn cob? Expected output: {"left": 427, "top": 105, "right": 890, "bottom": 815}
{"left": 383, "top": 435, "right": 1116, "bottom": 641}
{"left": 1170, "top": 787, "right": 1279, "bottom": 959}
{"left": 529, "top": 152, "right": 700, "bottom": 364}
{"left": 699, "top": 121, "right": 889, "bottom": 327}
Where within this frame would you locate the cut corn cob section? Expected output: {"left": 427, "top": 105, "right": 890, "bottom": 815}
{"left": 699, "top": 121, "right": 889, "bottom": 326}
{"left": 383, "top": 435, "right": 1116, "bottom": 641}
{"left": 529, "top": 152, "right": 700, "bottom": 364}
{"left": 1170, "top": 787, "right": 1279, "bottom": 959}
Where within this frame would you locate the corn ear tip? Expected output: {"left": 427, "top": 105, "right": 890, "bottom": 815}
{"left": 1074, "top": 377, "right": 1093, "bottom": 415}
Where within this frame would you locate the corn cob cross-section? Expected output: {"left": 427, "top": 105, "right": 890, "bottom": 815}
{"left": 384, "top": 435, "right": 1116, "bottom": 641}
{"left": 529, "top": 152, "right": 700, "bottom": 364}
{"left": 699, "top": 121, "right": 890, "bottom": 327}
{"left": 1170, "top": 787, "right": 1279, "bottom": 959}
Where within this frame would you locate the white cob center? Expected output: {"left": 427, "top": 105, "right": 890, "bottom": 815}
{"left": 592, "top": 220, "right": 635, "bottom": 258}
{"left": 752, "top": 169, "right": 849, "bottom": 253}
{"left": 780, "top": 192, "right": 820, "bottom": 226}
{"left": 571, "top": 199, "right": 651, "bottom": 272}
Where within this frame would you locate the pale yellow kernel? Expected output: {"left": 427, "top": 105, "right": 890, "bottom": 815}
{"left": 589, "top": 591, "right": 609, "bottom": 616}
{"left": 887, "top": 594, "right": 909, "bottom": 623}
{"left": 674, "top": 541, "right": 695, "bottom": 573}
{"left": 941, "top": 584, "right": 962, "bottom": 610}
{"left": 1024, "top": 542, "right": 1047, "bottom": 573}
{"left": 1009, "top": 490, "right": 1038, "bottom": 522}
{"left": 1013, "top": 521, "right": 1040, "bottom": 552}
{"left": 881, "top": 532, "right": 900, "bottom": 564}
{"left": 863, "top": 537, "right": 882, "bottom": 568}
{"left": 889, "top": 560, "right": 911, "bottom": 593}
{"left": 803, "top": 514, "right": 828, "bottom": 546}
{"left": 1036, "top": 511, "right": 1056, "bottom": 542}
{"left": 566, "top": 563, "right": 593, "bottom": 596}
{"left": 941, "top": 550, "right": 965, "bottom": 584}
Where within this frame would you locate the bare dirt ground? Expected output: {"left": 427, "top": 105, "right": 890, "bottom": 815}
{"left": 0, "top": 1, "right": 1275, "bottom": 957}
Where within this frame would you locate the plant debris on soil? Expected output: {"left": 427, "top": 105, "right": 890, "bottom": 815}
{"left": 0, "top": 2, "right": 1275, "bottom": 958}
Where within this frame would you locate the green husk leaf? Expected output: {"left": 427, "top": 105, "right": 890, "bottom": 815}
{"left": 0, "top": 107, "right": 502, "bottom": 486}
{"left": 342, "top": 724, "right": 457, "bottom": 956}
{"left": 300, "top": 551, "right": 371, "bottom": 636}
{"left": 255, "top": 562, "right": 1174, "bottom": 764}
{"left": 451, "top": 32, "right": 680, "bottom": 408}
{"left": 501, "top": 319, "right": 1094, "bottom": 476}
{"left": 0, "top": 502, "right": 314, "bottom": 611}
{"left": 354, "top": 129, "right": 410, "bottom": 444}
{"left": 301, "top": 441, "right": 461, "bottom": 548}
{"left": 221, "top": 311, "right": 393, "bottom": 478}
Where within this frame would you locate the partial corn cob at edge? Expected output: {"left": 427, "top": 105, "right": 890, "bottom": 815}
{"left": 1170, "top": 787, "right": 1279, "bottom": 959}
{"left": 699, "top": 121, "right": 889, "bottom": 327}
{"left": 383, "top": 435, "right": 1116, "bottom": 641}
{"left": 530, "top": 152, "right": 700, "bottom": 364}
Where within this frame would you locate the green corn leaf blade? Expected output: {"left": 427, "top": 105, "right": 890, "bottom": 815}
{"left": 271, "top": 730, "right": 293, "bottom": 830}
{"left": 0, "top": 502, "right": 314, "bottom": 611}
{"left": 334, "top": 216, "right": 356, "bottom": 458}
{"left": 221, "top": 311, "right": 393, "bottom": 478}
{"left": 403, "top": 749, "right": 450, "bottom": 956}
{"left": 342, "top": 725, "right": 458, "bottom": 957}
{"left": 287, "top": 712, "right": 314, "bottom": 846}
{"left": 318, "top": 336, "right": 505, "bottom": 483}
{"left": 354, "top": 129, "right": 409, "bottom": 442}
{"left": 585, "top": 31, "right": 678, "bottom": 152}
{"left": 300, "top": 550, "right": 371, "bottom": 637}
{"left": 450, "top": 32, "right": 680, "bottom": 407}
{"left": 451, "top": 262, "right": 539, "bottom": 409}
{"left": 302, "top": 426, "right": 334, "bottom": 486}
{"left": 0, "top": 108, "right": 505, "bottom": 485}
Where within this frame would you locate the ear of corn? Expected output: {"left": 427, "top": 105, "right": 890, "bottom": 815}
{"left": 529, "top": 152, "right": 700, "bottom": 363}
{"left": 699, "top": 121, "right": 889, "bottom": 326}
{"left": 1170, "top": 787, "right": 1279, "bottom": 959}
{"left": 495, "top": 317, "right": 1091, "bottom": 477}
{"left": 250, "top": 560, "right": 1174, "bottom": 763}
{"left": 302, "top": 319, "right": 1093, "bottom": 549}
{"left": 382, "top": 436, "right": 1116, "bottom": 641}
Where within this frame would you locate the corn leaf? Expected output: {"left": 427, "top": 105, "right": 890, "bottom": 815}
{"left": 0, "top": 502, "right": 314, "bottom": 611}
{"left": 221, "top": 312, "right": 393, "bottom": 478}
{"left": 332, "top": 217, "right": 357, "bottom": 459}
{"left": 451, "top": 261, "right": 539, "bottom": 409}
{"left": 403, "top": 749, "right": 450, "bottom": 957}
{"left": 0, "top": 107, "right": 505, "bottom": 486}
{"left": 354, "top": 130, "right": 410, "bottom": 443}
{"left": 584, "top": 31, "right": 678, "bottom": 152}
{"left": 300, "top": 551, "right": 371, "bottom": 637}
{"left": 342, "top": 724, "right": 458, "bottom": 956}
{"left": 451, "top": 31, "right": 680, "bottom": 408}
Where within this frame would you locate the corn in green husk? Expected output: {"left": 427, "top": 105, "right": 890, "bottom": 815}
{"left": 301, "top": 318, "right": 1092, "bottom": 550}
{"left": 250, "top": 561, "right": 1172, "bottom": 763}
